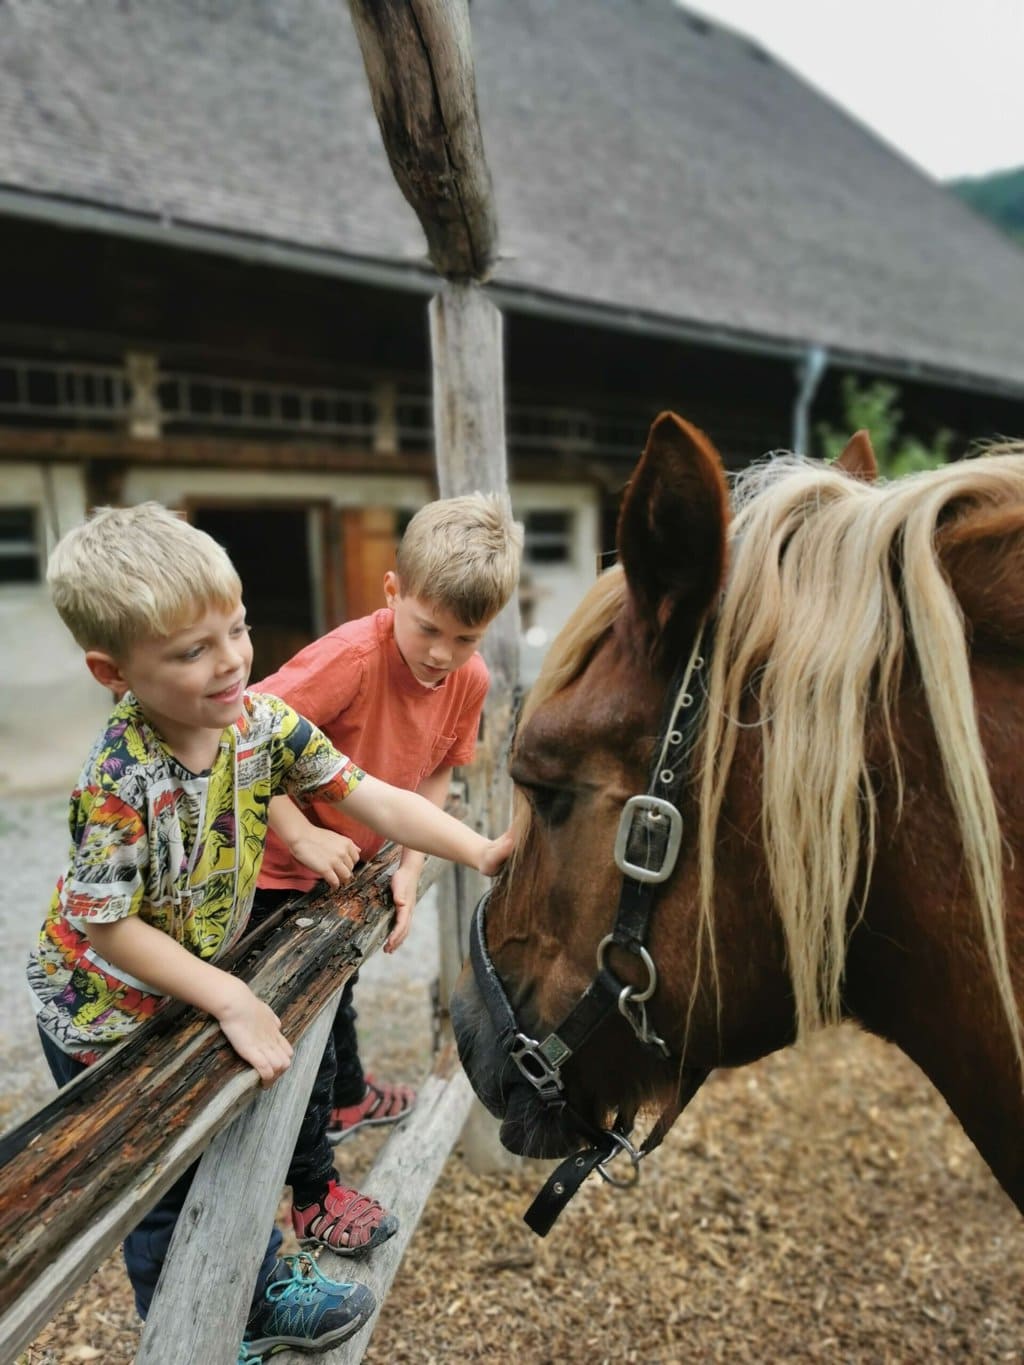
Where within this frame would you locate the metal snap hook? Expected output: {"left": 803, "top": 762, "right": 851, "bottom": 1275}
{"left": 595, "top": 1129, "right": 642, "bottom": 1188}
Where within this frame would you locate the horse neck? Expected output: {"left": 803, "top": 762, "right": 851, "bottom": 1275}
{"left": 843, "top": 868, "right": 1024, "bottom": 1214}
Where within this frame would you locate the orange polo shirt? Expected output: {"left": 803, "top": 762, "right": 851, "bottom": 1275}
{"left": 257, "top": 607, "right": 489, "bottom": 891}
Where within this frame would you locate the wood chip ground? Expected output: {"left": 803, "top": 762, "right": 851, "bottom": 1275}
{"left": 17, "top": 973, "right": 1024, "bottom": 1364}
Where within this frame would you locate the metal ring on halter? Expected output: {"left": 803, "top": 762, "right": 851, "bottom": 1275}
{"left": 596, "top": 935, "right": 658, "bottom": 1002}
{"left": 595, "top": 1128, "right": 642, "bottom": 1187}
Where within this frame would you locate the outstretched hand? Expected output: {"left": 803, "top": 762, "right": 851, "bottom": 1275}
{"left": 478, "top": 826, "right": 514, "bottom": 879}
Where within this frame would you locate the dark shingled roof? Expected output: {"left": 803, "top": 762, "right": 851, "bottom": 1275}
{"left": 3, "top": 0, "right": 1024, "bottom": 393}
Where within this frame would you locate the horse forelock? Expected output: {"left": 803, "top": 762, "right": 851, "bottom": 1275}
{"left": 697, "top": 446, "right": 1024, "bottom": 1075}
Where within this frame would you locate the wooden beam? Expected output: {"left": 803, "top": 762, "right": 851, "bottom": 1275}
{"left": 0, "top": 426, "right": 434, "bottom": 475}
{"left": 430, "top": 282, "right": 517, "bottom": 839}
{"left": 348, "top": 0, "right": 498, "bottom": 280}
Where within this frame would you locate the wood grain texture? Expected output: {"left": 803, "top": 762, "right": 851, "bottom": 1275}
{"left": 347, "top": 0, "right": 498, "bottom": 279}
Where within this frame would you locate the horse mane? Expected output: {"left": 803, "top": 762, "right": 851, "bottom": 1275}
{"left": 698, "top": 445, "right": 1024, "bottom": 1075}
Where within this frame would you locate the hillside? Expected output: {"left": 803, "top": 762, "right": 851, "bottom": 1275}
{"left": 950, "top": 165, "right": 1024, "bottom": 242}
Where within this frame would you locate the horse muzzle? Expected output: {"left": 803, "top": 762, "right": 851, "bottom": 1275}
{"left": 456, "top": 950, "right": 614, "bottom": 1162}
{"left": 451, "top": 967, "right": 588, "bottom": 1158}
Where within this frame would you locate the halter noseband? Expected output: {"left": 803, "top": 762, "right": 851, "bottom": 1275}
{"left": 468, "top": 622, "right": 713, "bottom": 1234}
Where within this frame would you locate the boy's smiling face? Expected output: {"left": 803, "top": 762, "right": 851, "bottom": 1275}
{"left": 87, "top": 600, "right": 253, "bottom": 753}
{"left": 384, "top": 572, "right": 489, "bottom": 687}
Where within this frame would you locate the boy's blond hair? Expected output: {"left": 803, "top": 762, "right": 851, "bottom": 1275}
{"left": 395, "top": 492, "right": 523, "bottom": 626}
{"left": 48, "top": 502, "right": 242, "bottom": 657}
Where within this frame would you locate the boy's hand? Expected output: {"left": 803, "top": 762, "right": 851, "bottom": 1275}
{"left": 215, "top": 980, "right": 294, "bottom": 1087}
{"left": 385, "top": 861, "right": 421, "bottom": 953}
{"left": 289, "top": 827, "right": 360, "bottom": 889}
{"left": 478, "top": 826, "right": 514, "bottom": 878}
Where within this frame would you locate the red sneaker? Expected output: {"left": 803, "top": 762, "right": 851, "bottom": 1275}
{"left": 327, "top": 1075, "right": 417, "bottom": 1144}
{"left": 291, "top": 1180, "right": 398, "bottom": 1256}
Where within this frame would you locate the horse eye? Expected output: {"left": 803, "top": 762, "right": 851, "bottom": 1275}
{"left": 520, "top": 781, "right": 575, "bottom": 828}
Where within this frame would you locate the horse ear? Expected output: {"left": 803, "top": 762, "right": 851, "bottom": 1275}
{"left": 834, "top": 429, "right": 878, "bottom": 481}
{"left": 617, "top": 412, "right": 729, "bottom": 663}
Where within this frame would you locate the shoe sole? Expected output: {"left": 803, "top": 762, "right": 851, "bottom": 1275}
{"left": 246, "top": 1303, "right": 373, "bottom": 1355}
{"left": 326, "top": 1109, "right": 415, "bottom": 1145}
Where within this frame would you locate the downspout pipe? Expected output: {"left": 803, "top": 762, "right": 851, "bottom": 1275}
{"left": 792, "top": 344, "right": 828, "bottom": 455}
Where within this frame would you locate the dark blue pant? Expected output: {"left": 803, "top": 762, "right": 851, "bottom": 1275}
{"left": 38, "top": 1026, "right": 282, "bottom": 1321}
{"left": 249, "top": 889, "right": 366, "bottom": 1204}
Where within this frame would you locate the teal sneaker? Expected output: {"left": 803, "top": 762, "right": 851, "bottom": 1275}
{"left": 244, "top": 1253, "right": 374, "bottom": 1356}
{"left": 238, "top": 1344, "right": 263, "bottom": 1364}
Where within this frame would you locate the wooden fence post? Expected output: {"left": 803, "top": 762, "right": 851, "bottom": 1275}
{"left": 349, "top": 0, "right": 519, "bottom": 1174}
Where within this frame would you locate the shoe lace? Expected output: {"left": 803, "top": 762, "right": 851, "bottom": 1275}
{"left": 268, "top": 1252, "right": 353, "bottom": 1306}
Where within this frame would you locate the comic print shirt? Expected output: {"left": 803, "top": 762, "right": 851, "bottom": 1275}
{"left": 27, "top": 690, "right": 363, "bottom": 1061}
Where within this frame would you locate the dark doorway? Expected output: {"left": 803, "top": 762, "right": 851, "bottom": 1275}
{"left": 191, "top": 504, "right": 315, "bottom": 682}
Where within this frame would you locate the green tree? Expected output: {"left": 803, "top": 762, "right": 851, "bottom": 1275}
{"left": 817, "top": 377, "right": 952, "bottom": 477}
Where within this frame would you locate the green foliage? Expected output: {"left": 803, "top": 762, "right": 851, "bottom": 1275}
{"left": 949, "top": 165, "right": 1024, "bottom": 243}
{"left": 817, "top": 377, "right": 952, "bottom": 478}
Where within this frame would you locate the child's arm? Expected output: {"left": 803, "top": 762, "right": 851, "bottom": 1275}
{"left": 385, "top": 767, "right": 454, "bottom": 954}
{"left": 340, "top": 775, "right": 511, "bottom": 878}
{"left": 267, "top": 795, "right": 360, "bottom": 888}
{"left": 84, "top": 917, "right": 293, "bottom": 1086}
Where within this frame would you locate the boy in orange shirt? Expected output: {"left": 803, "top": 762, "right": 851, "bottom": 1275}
{"left": 254, "top": 493, "right": 522, "bottom": 1255}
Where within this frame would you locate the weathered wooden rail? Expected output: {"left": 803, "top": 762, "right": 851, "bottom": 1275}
{"left": 0, "top": 840, "right": 480, "bottom": 1364}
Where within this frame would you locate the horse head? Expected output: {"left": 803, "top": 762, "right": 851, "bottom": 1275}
{"left": 452, "top": 413, "right": 1024, "bottom": 1215}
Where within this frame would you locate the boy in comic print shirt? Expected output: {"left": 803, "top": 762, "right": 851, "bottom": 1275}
{"left": 27, "top": 502, "right": 510, "bottom": 1359}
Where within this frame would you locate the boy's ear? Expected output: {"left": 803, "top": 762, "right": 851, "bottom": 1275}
{"left": 383, "top": 570, "right": 399, "bottom": 605}
{"left": 85, "top": 650, "right": 129, "bottom": 693}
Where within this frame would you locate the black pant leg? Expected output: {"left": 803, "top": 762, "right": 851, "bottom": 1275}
{"left": 331, "top": 974, "right": 366, "bottom": 1107}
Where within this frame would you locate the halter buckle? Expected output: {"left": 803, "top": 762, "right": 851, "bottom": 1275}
{"left": 510, "top": 1031, "right": 569, "bottom": 1104}
{"left": 613, "top": 795, "right": 683, "bottom": 883}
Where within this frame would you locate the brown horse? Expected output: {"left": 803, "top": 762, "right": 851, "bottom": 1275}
{"left": 453, "top": 412, "right": 1024, "bottom": 1218}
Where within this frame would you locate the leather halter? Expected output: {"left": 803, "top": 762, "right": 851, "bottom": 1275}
{"left": 468, "top": 621, "right": 713, "bottom": 1234}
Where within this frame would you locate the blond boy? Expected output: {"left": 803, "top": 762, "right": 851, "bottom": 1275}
{"left": 253, "top": 493, "right": 521, "bottom": 1255}
{"left": 28, "top": 503, "right": 510, "bottom": 1359}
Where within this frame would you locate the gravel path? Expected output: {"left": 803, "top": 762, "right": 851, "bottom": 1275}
{"left": 0, "top": 793, "right": 73, "bottom": 1133}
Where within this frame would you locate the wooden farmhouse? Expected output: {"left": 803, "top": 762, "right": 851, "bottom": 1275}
{"left": 2, "top": 0, "right": 1024, "bottom": 790}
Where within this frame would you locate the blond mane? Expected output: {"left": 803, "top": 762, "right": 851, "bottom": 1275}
{"left": 524, "top": 447, "right": 1024, "bottom": 1075}
{"left": 699, "top": 446, "right": 1024, "bottom": 1074}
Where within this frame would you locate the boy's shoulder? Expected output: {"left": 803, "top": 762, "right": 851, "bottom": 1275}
{"left": 453, "top": 649, "right": 489, "bottom": 691}
{"left": 72, "top": 695, "right": 162, "bottom": 811}
{"left": 258, "top": 611, "right": 383, "bottom": 694}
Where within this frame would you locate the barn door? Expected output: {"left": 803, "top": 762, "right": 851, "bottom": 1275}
{"left": 338, "top": 506, "right": 398, "bottom": 622}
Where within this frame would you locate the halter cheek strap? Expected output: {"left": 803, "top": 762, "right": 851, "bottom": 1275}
{"left": 469, "top": 621, "right": 715, "bottom": 1234}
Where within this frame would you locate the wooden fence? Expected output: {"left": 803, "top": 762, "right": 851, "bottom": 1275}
{"left": 2, "top": 5, "right": 514, "bottom": 1359}
{"left": 0, "top": 819, "right": 488, "bottom": 1365}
